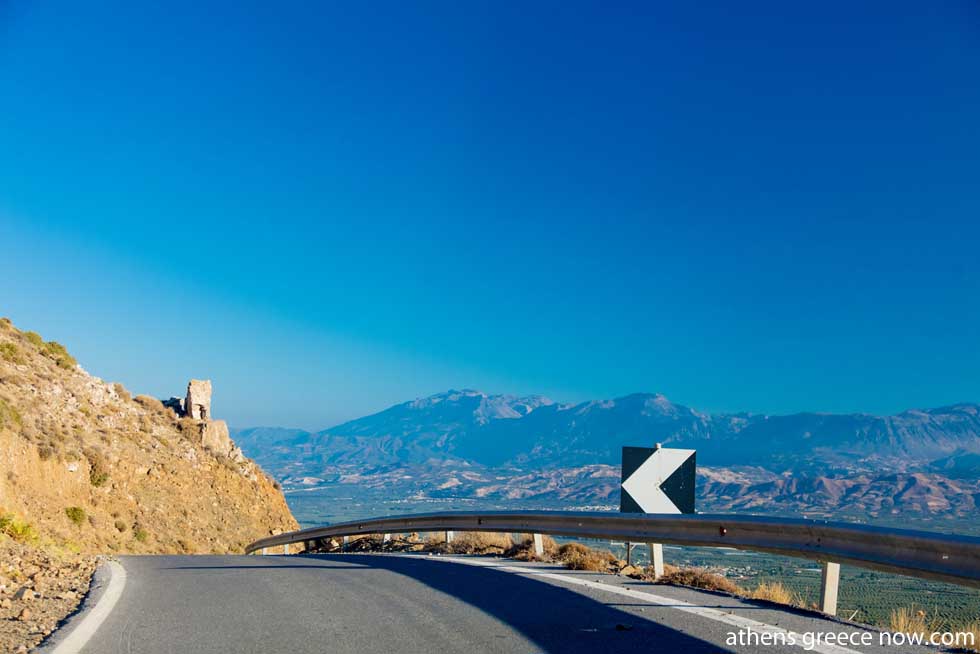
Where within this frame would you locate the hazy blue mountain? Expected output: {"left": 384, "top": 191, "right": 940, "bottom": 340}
{"left": 319, "top": 389, "right": 555, "bottom": 465}
{"left": 230, "top": 392, "right": 980, "bottom": 521}
{"left": 929, "top": 449, "right": 980, "bottom": 479}
{"left": 233, "top": 391, "right": 980, "bottom": 474}
{"left": 231, "top": 426, "right": 313, "bottom": 451}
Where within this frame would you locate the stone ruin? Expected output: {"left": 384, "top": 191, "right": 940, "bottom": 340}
{"left": 162, "top": 379, "right": 212, "bottom": 419}
{"left": 186, "top": 379, "right": 212, "bottom": 420}
{"left": 162, "top": 379, "right": 244, "bottom": 463}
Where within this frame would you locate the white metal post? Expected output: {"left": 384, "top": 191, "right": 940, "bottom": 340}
{"left": 282, "top": 544, "right": 289, "bottom": 555}
{"left": 383, "top": 533, "right": 391, "bottom": 543}
{"left": 820, "top": 561, "right": 840, "bottom": 616}
{"left": 649, "top": 543, "right": 664, "bottom": 579}
{"left": 532, "top": 533, "right": 544, "bottom": 557}
{"left": 342, "top": 535, "right": 349, "bottom": 551}
{"left": 445, "top": 530, "right": 455, "bottom": 544}
{"left": 261, "top": 547, "right": 268, "bottom": 556}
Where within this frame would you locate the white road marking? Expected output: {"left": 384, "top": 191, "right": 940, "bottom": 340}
{"left": 437, "top": 556, "right": 871, "bottom": 654}
{"left": 45, "top": 560, "right": 127, "bottom": 654}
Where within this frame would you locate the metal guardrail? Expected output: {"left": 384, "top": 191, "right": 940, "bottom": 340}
{"left": 246, "top": 510, "right": 980, "bottom": 615}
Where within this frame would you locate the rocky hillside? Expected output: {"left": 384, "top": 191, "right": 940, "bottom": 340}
{"left": 0, "top": 317, "right": 297, "bottom": 554}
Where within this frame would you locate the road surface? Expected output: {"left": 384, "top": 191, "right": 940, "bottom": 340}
{"left": 61, "top": 553, "right": 936, "bottom": 654}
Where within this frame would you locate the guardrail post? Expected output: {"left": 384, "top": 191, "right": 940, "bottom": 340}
{"left": 649, "top": 543, "right": 664, "bottom": 579}
{"left": 532, "top": 533, "right": 544, "bottom": 557}
{"left": 820, "top": 561, "right": 840, "bottom": 616}
{"left": 383, "top": 533, "right": 391, "bottom": 543}
{"left": 342, "top": 535, "right": 349, "bottom": 551}
{"left": 445, "top": 530, "right": 455, "bottom": 544}
{"left": 261, "top": 547, "right": 268, "bottom": 556}
{"left": 282, "top": 544, "right": 289, "bottom": 555}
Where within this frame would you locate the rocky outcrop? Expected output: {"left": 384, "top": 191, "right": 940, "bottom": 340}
{"left": 198, "top": 419, "right": 244, "bottom": 462}
{"left": 166, "top": 381, "right": 246, "bottom": 463}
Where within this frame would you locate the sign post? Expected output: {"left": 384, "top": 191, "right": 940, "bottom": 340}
{"left": 620, "top": 443, "right": 696, "bottom": 578}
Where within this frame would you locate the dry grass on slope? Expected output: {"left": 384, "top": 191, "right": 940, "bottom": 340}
{"left": 507, "top": 533, "right": 558, "bottom": 560}
{"left": 886, "top": 606, "right": 938, "bottom": 637}
{"left": 656, "top": 567, "right": 742, "bottom": 595}
{"left": 423, "top": 531, "right": 515, "bottom": 555}
{"left": 554, "top": 542, "right": 621, "bottom": 572}
{"left": 749, "top": 581, "right": 803, "bottom": 606}
{"left": 958, "top": 621, "right": 980, "bottom": 653}
{"left": 882, "top": 607, "right": 980, "bottom": 653}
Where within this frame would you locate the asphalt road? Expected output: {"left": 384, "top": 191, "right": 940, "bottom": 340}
{"left": 70, "top": 553, "right": 938, "bottom": 654}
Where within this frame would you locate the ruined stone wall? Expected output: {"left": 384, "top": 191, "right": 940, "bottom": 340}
{"left": 185, "top": 379, "right": 212, "bottom": 420}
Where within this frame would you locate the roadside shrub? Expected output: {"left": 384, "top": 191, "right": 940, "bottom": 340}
{"left": 750, "top": 581, "right": 802, "bottom": 607}
{"left": 506, "top": 533, "right": 558, "bottom": 560}
{"left": 112, "top": 382, "right": 131, "bottom": 401}
{"left": 46, "top": 341, "right": 77, "bottom": 368}
{"left": 134, "top": 526, "right": 150, "bottom": 543}
{"left": 657, "top": 567, "right": 741, "bottom": 594}
{"left": 428, "top": 531, "right": 514, "bottom": 555}
{"left": 886, "top": 606, "right": 941, "bottom": 638}
{"left": 333, "top": 534, "right": 385, "bottom": 552}
{"left": 84, "top": 448, "right": 110, "bottom": 487}
{"left": 0, "top": 397, "right": 22, "bottom": 429}
{"left": 22, "top": 330, "right": 78, "bottom": 369}
{"left": 0, "top": 342, "right": 24, "bottom": 364}
{"left": 177, "top": 538, "right": 198, "bottom": 554}
{"left": 134, "top": 395, "right": 165, "bottom": 413}
{"left": 556, "top": 542, "right": 591, "bottom": 559}
{"left": 957, "top": 621, "right": 980, "bottom": 653}
{"left": 177, "top": 417, "right": 200, "bottom": 434}
{"left": 556, "top": 542, "right": 619, "bottom": 572}
{"left": 65, "top": 506, "right": 86, "bottom": 526}
{"left": 0, "top": 511, "right": 39, "bottom": 543}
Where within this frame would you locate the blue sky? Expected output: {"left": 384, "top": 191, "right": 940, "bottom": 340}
{"left": 2, "top": 1, "right": 979, "bottom": 429}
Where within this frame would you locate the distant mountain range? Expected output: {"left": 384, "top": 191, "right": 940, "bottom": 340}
{"left": 232, "top": 390, "right": 980, "bottom": 523}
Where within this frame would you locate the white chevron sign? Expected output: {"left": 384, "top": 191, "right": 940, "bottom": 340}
{"left": 620, "top": 446, "right": 696, "bottom": 514}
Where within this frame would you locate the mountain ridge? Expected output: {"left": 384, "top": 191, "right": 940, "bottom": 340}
{"left": 269, "top": 389, "right": 980, "bottom": 470}
{"left": 232, "top": 389, "right": 980, "bottom": 523}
